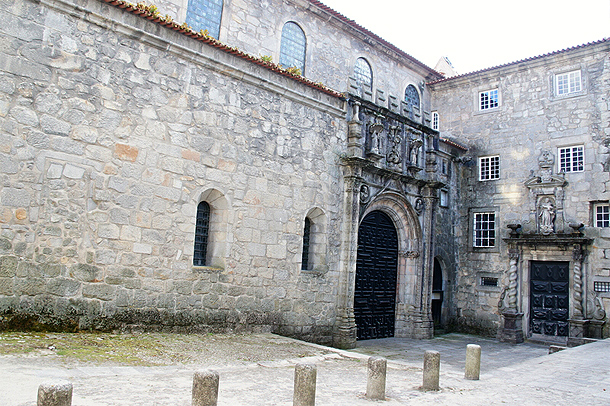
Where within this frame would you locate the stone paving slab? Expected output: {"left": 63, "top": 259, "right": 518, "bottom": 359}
{"left": 2, "top": 333, "right": 609, "bottom": 405}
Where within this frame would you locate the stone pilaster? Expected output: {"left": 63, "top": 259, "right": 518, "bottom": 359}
{"left": 333, "top": 171, "right": 360, "bottom": 349}
{"left": 500, "top": 248, "right": 524, "bottom": 343}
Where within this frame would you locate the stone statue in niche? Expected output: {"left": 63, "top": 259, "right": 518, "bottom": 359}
{"left": 538, "top": 197, "right": 556, "bottom": 235}
{"left": 359, "top": 184, "right": 370, "bottom": 204}
{"left": 368, "top": 119, "right": 384, "bottom": 156}
{"left": 409, "top": 138, "right": 423, "bottom": 166}
{"left": 386, "top": 126, "right": 402, "bottom": 165}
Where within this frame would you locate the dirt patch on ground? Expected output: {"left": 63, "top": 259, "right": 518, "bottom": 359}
{"left": 0, "top": 332, "right": 331, "bottom": 367}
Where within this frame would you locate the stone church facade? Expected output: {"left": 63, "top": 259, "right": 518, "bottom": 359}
{"left": 0, "top": 0, "right": 608, "bottom": 348}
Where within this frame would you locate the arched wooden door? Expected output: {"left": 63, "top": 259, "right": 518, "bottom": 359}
{"left": 354, "top": 211, "right": 399, "bottom": 340}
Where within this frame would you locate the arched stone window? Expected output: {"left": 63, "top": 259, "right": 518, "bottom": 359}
{"left": 280, "top": 22, "right": 307, "bottom": 74}
{"left": 301, "top": 217, "right": 311, "bottom": 270}
{"left": 186, "top": 0, "right": 224, "bottom": 39}
{"left": 193, "top": 189, "right": 229, "bottom": 268}
{"left": 301, "top": 208, "right": 327, "bottom": 272}
{"left": 354, "top": 57, "right": 373, "bottom": 89}
{"left": 404, "top": 84, "right": 420, "bottom": 113}
{"left": 194, "top": 201, "right": 210, "bottom": 266}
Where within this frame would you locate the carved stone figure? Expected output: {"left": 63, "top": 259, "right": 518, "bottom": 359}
{"left": 368, "top": 119, "right": 384, "bottom": 155}
{"left": 409, "top": 139, "right": 423, "bottom": 166}
{"left": 386, "top": 126, "right": 402, "bottom": 165}
{"left": 538, "top": 197, "right": 555, "bottom": 235}
{"left": 359, "top": 184, "right": 370, "bottom": 204}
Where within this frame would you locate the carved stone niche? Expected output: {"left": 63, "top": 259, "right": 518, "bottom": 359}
{"left": 524, "top": 151, "right": 567, "bottom": 234}
{"left": 366, "top": 117, "right": 385, "bottom": 161}
{"left": 386, "top": 125, "right": 403, "bottom": 167}
{"left": 406, "top": 130, "right": 423, "bottom": 175}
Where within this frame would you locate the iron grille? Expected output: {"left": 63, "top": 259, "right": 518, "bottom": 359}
{"left": 481, "top": 277, "right": 498, "bottom": 287}
{"left": 194, "top": 201, "right": 210, "bottom": 266}
{"left": 301, "top": 217, "right": 311, "bottom": 270}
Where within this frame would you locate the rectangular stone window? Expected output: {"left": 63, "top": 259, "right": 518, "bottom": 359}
{"left": 595, "top": 203, "right": 610, "bottom": 228}
{"left": 558, "top": 145, "right": 584, "bottom": 173}
{"left": 479, "top": 155, "right": 500, "bottom": 180}
{"left": 440, "top": 190, "right": 448, "bottom": 207}
{"left": 479, "top": 89, "right": 498, "bottom": 110}
{"left": 481, "top": 277, "right": 498, "bottom": 287}
{"left": 473, "top": 212, "right": 496, "bottom": 247}
{"left": 432, "top": 111, "right": 439, "bottom": 130}
{"left": 556, "top": 70, "right": 581, "bottom": 95}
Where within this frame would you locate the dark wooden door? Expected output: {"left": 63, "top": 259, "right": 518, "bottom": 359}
{"left": 354, "top": 211, "right": 398, "bottom": 340}
{"left": 530, "top": 261, "right": 569, "bottom": 337}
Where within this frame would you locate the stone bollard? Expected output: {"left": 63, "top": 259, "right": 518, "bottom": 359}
{"left": 366, "top": 356, "right": 387, "bottom": 400}
{"left": 464, "top": 344, "right": 481, "bottom": 380}
{"left": 192, "top": 369, "right": 219, "bottom": 406}
{"left": 422, "top": 350, "right": 440, "bottom": 391}
{"left": 37, "top": 380, "right": 73, "bottom": 406}
{"left": 293, "top": 363, "right": 317, "bottom": 406}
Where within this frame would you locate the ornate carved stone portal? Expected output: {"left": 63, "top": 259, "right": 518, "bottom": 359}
{"left": 334, "top": 95, "right": 443, "bottom": 348}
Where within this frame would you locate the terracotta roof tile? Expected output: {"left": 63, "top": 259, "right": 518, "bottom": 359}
{"left": 428, "top": 38, "right": 610, "bottom": 85}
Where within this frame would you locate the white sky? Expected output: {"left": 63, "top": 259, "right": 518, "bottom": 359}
{"left": 320, "top": 0, "right": 610, "bottom": 74}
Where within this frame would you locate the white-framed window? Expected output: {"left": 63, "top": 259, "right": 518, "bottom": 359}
{"left": 558, "top": 145, "right": 584, "bottom": 173}
{"left": 440, "top": 190, "right": 448, "bottom": 207}
{"left": 556, "top": 70, "right": 582, "bottom": 96}
{"left": 479, "top": 155, "right": 500, "bottom": 181}
{"left": 595, "top": 203, "right": 610, "bottom": 228}
{"left": 479, "top": 89, "right": 498, "bottom": 110}
{"left": 474, "top": 212, "right": 496, "bottom": 247}
{"left": 432, "top": 111, "right": 439, "bottom": 131}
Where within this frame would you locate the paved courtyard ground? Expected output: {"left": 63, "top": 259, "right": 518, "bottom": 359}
{"left": 1, "top": 332, "right": 608, "bottom": 405}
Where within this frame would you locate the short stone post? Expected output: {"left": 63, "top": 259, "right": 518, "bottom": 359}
{"left": 366, "top": 356, "right": 387, "bottom": 400}
{"left": 293, "top": 363, "right": 317, "bottom": 406}
{"left": 192, "top": 370, "right": 219, "bottom": 406}
{"left": 37, "top": 381, "right": 73, "bottom": 406}
{"left": 464, "top": 344, "right": 481, "bottom": 380}
{"left": 422, "top": 350, "right": 440, "bottom": 391}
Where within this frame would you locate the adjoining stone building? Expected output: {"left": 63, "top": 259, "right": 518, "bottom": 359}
{"left": 430, "top": 39, "right": 610, "bottom": 345}
{"left": 0, "top": 0, "right": 608, "bottom": 348}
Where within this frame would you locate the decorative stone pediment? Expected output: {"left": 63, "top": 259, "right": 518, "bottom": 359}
{"left": 523, "top": 151, "right": 569, "bottom": 234}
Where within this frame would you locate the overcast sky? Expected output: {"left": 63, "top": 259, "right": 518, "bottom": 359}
{"left": 321, "top": 0, "right": 610, "bottom": 74}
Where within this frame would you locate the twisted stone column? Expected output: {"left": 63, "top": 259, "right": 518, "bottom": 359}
{"left": 572, "top": 246, "right": 584, "bottom": 320}
{"left": 507, "top": 249, "right": 519, "bottom": 312}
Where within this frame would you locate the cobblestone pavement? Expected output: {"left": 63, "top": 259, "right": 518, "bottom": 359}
{"left": 2, "top": 333, "right": 609, "bottom": 405}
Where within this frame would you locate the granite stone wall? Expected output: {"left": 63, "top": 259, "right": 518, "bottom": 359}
{"left": 0, "top": 0, "right": 347, "bottom": 344}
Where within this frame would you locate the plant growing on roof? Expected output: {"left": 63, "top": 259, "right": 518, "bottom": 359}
{"left": 286, "top": 66, "right": 302, "bottom": 76}
{"left": 260, "top": 55, "right": 273, "bottom": 63}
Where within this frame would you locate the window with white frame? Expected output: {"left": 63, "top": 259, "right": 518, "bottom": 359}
{"left": 479, "top": 155, "right": 500, "bottom": 180}
{"left": 479, "top": 89, "right": 498, "bottom": 110}
{"left": 474, "top": 212, "right": 496, "bottom": 247}
{"left": 432, "top": 111, "right": 439, "bottom": 130}
{"left": 558, "top": 145, "right": 584, "bottom": 173}
{"left": 595, "top": 203, "right": 610, "bottom": 228}
{"left": 556, "top": 70, "right": 582, "bottom": 96}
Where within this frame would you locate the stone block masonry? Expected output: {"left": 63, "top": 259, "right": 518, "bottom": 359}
{"left": 0, "top": 0, "right": 346, "bottom": 344}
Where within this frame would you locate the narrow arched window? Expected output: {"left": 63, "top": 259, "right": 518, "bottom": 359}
{"left": 186, "top": 0, "right": 224, "bottom": 39}
{"left": 404, "top": 84, "right": 420, "bottom": 110}
{"left": 194, "top": 201, "right": 210, "bottom": 266}
{"left": 301, "top": 217, "right": 311, "bottom": 270}
{"left": 280, "top": 22, "right": 307, "bottom": 74}
{"left": 354, "top": 58, "right": 373, "bottom": 89}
